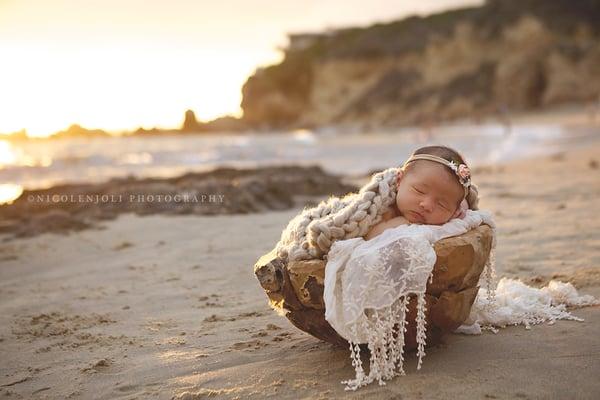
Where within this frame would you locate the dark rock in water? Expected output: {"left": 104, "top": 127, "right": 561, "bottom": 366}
{"left": 0, "top": 166, "right": 357, "bottom": 239}
{"left": 181, "top": 109, "right": 203, "bottom": 132}
{"left": 254, "top": 225, "right": 494, "bottom": 350}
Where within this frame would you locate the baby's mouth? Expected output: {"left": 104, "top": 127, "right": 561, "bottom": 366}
{"left": 408, "top": 211, "right": 425, "bottom": 223}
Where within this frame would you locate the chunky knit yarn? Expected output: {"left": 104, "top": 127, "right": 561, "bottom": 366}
{"left": 276, "top": 167, "right": 400, "bottom": 261}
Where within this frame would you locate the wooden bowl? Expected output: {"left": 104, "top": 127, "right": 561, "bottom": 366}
{"left": 254, "top": 225, "right": 493, "bottom": 349}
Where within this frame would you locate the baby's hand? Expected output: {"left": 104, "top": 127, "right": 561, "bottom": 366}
{"left": 452, "top": 199, "right": 469, "bottom": 219}
{"left": 365, "top": 216, "right": 409, "bottom": 241}
{"left": 385, "top": 216, "right": 409, "bottom": 228}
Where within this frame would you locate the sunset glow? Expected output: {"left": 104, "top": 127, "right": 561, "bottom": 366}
{"left": 0, "top": 140, "right": 18, "bottom": 166}
{"left": 0, "top": 42, "right": 271, "bottom": 137}
{"left": 0, "top": 0, "right": 481, "bottom": 137}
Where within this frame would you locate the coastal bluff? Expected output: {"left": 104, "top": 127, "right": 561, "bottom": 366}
{"left": 241, "top": 0, "right": 600, "bottom": 129}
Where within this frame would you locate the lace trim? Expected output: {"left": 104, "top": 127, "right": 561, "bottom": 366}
{"left": 484, "top": 247, "right": 497, "bottom": 309}
{"left": 341, "top": 293, "right": 427, "bottom": 391}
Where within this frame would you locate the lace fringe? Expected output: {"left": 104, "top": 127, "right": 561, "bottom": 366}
{"left": 415, "top": 292, "right": 427, "bottom": 370}
{"left": 341, "top": 294, "right": 425, "bottom": 391}
{"left": 484, "top": 247, "right": 497, "bottom": 309}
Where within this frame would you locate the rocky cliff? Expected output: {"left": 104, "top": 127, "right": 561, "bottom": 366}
{"left": 241, "top": 0, "right": 600, "bottom": 129}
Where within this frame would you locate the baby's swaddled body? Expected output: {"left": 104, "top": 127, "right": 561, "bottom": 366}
{"left": 323, "top": 146, "right": 486, "bottom": 390}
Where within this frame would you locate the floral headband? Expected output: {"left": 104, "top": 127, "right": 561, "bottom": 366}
{"left": 402, "top": 154, "right": 472, "bottom": 197}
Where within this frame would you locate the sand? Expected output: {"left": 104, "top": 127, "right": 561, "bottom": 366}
{"left": 1, "top": 144, "right": 599, "bottom": 399}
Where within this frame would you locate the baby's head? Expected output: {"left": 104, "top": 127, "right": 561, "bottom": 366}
{"left": 395, "top": 145, "right": 478, "bottom": 225}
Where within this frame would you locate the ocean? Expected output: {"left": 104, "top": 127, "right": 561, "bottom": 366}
{"left": 0, "top": 121, "right": 598, "bottom": 204}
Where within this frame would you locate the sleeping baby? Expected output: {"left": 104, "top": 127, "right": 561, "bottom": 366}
{"left": 365, "top": 145, "right": 479, "bottom": 241}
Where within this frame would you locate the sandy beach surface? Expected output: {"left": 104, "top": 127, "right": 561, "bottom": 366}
{"left": 1, "top": 143, "right": 599, "bottom": 399}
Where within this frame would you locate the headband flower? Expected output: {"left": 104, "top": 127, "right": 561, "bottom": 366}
{"left": 456, "top": 163, "right": 471, "bottom": 187}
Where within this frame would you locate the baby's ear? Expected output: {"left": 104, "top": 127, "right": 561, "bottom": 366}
{"left": 452, "top": 199, "right": 468, "bottom": 219}
{"left": 396, "top": 170, "right": 403, "bottom": 184}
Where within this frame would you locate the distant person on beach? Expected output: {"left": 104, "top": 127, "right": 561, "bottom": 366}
{"left": 496, "top": 104, "right": 512, "bottom": 136}
{"left": 365, "top": 145, "right": 477, "bottom": 240}
{"left": 416, "top": 113, "right": 435, "bottom": 143}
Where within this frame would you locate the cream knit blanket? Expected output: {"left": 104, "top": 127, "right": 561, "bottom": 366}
{"left": 276, "top": 167, "right": 400, "bottom": 261}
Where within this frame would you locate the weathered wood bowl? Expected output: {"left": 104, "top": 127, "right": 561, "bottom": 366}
{"left": 254, "top": 225, "right": 493, "bottom": 349}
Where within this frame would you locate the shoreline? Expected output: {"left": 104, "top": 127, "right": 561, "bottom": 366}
{"left": 0, "top": 143, "right": 599, "bottom": 399}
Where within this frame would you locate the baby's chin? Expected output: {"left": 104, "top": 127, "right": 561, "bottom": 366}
{"left": 427, "top": 218, "right": 453, "bottom": 226}
{"left": 405, "top": 213, "right": 450, "bottom": 226}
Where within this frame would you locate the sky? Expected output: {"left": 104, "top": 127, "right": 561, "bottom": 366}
{"left": 0, "top": 0, "right": 482, "bottom": 137}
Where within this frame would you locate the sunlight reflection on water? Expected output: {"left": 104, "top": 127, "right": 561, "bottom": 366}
{"left": 0, "top": 183, "right": 23, "bottom": 204}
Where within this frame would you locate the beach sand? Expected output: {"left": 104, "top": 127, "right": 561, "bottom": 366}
{"left": 1, "top": 144, "right": 599, "bottom": 399}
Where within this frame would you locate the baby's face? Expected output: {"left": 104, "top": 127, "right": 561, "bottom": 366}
{"left": 395, "top": 161, "right": 464, "bottom": 225}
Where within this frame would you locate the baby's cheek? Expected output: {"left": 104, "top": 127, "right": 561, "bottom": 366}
{"left": 394, "top": 193, "right": 402, "bottom": 209}
{"left": 442, "top": 210, "right": 455, "bottom": 223}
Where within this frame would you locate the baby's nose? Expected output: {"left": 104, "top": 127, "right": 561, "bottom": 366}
{"left": 420, "top": 198, "right": 434, "bottom": 212}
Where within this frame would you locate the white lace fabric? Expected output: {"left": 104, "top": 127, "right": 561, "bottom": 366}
{"left": 457, "top": 278, "right": 600, "bottom": 334}
{"left": 324, "top": 210, "right": 496, "bottom": 390}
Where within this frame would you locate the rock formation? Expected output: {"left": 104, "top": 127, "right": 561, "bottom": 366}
{"left": 241, "top": 0, "right": 600, "bottom": 129}
{"left": 0, "top": 166, "right": 357, "bottom": 239}
{"left": 181, "top": 109, "right": 203, "bottom": 132}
